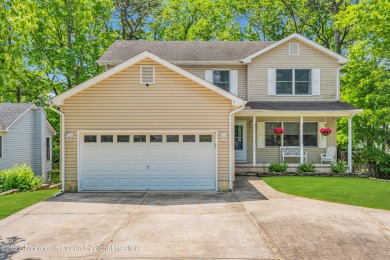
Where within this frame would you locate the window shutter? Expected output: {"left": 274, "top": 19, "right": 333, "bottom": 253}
{"left": 257, "top": 122, "right": 265, "bottom": 148}
{"left": 205, "top": 70, "right": 213, "bottom": 83}
{"left": 318, "top": 122, "right": 327, "bottom": 148}
{"left": 230, "top": 70, "right": 238, "bottom": 96}
{"left": 312, "top": 68, "right": 321, "bottom": 95}
{"left": 140, "top": 66, "right": 155, "bottom": 84}
{"left": 268, "top": 68, "right": 276, "bottom": 95}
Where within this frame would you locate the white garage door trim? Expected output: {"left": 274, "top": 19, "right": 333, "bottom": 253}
{"left": 77, "top": 130, "right": 218, "bottom": 192}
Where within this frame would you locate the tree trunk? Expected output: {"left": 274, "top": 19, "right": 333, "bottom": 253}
{"left": 16, "top": 86, "right": 21, "bottom": 102}
{"left": 332, "top": 0, "right": 342, "bottom": 54}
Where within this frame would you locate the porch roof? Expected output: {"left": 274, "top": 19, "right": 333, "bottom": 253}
{"left": 238, "top": 101, "right": 362, "bottom": 117}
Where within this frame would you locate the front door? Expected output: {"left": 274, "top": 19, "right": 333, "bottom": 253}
{"left": 235, "top": 121, "right": 247, "bottom": 162}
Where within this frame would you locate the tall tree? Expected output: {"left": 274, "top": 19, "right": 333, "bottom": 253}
{"left": 337, "top": 0, "right": 390, "bottom": 166}
{"left": 28, "top": 0, "right": 117, "bottom": 95}
{"left": 113, "top": 0, "right": 160, "bottom": 40}
{"left": 149, "top": 0, "right": 243, "bottom": 40}
{"left": 0, "top": 0, "right": 45, "bottom": 102}
{"left": 238, "top": 0, "right": 358, "bottom": 53}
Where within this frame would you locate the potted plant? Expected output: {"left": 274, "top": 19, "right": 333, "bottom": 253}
{"left": 273, "top": 127, "right": 284, "bottom": 137}
{"left": 320, "top": 127, "right": 332, "bottom": 136}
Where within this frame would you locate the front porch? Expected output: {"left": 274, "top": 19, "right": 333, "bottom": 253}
{"left": 235, "top": 163, "right": 332, "bottom": 174}
{"left": 233, "top": 101, "right": 362, "bottom": 173}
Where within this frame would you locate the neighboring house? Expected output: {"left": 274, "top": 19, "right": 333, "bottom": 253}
{"left": 0, "top": 103, "right": 56, "bottom": 180}
{"left": 51, "top": 33, "right": 362, "bottom": 192}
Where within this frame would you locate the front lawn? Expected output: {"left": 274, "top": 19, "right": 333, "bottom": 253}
{"left": 262, "top": 177, "right": 390, "bottom": 210}
{"left": 0, "top": 190, "right": 60, "bottom": 220}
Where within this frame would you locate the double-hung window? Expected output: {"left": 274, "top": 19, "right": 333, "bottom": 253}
{"left": 46, "top": 137, "right": 51, "bottom": 161}
{"left": 213, "top": 70, "right": 230, "bottom": 92}
{"left": 276, "top": 69, "right": 311, "bottom": 95}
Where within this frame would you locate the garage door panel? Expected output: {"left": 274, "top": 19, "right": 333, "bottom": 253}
{"left": 80, "top": 133, "right": 215, "bottom": 191}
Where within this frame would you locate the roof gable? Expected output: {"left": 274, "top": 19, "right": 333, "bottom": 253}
{"left": 0, "top": 103, "right": 36, "bottom": 131}
{"left": 51, "top": 51, "right": 245, "bottom": 106}
{"left": 241, "top": 33, "right": 348, "bottom": 64}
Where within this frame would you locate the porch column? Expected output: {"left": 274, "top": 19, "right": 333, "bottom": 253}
{"left": 253, "top": 116, "right": 256, "bottom": 166}
{"left": 300, "top": 116, "right": 304, "bottom": 164}
{"left": 348, "top": 115, "right": 353, "bottom": 173}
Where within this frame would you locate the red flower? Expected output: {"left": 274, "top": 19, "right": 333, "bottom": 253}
{"left": 273, "top": 127, "right": 284, "bottom": 134}
{"left": 320, "top": 128, "right": 332, "bottom": 134}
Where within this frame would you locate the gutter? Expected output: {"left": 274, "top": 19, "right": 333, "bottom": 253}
{"left": 228, "top": 102, "right": 247, "bottom": 191}
{"left": 48, "top": 100, "right": 65, "bottom": 193}
{"left": 336, "top": 64, "right": 347, "bottom": 101}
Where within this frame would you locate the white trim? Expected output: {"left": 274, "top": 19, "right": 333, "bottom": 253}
{"left": 235, "top": 121, "right": 247, "bottom": 162}
{"left": 229, "top": 104, "right": 246, "bottom": 191}
{"left": 77, "top": 130, "right": 218, "bottom": 192}
{"left": 348, "top": 115, "right": 353, "bottom": 173}
{"left": 52, "top": 51, "right": 245, "bottom": 106}
{"left": 140, "top": 65, "right": 155, "bottom": 84}
{"left": 253, "top": 116, "right": 256, "bottom": 166}
{"left": 241, "top": 33, "right": 348, "bottom": 64}
{"left": 46, "top": 120, "right": 57, "bottom": 135}
{"left": 5, "top": 104, "right": 36, "bottom": 131}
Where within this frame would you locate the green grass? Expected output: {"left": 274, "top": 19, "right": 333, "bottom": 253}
{"left": 0, "top": 190, "right": 60, "bottom": 219}
{"left": 262, "top": 177, "right": 390, "bottom": 210}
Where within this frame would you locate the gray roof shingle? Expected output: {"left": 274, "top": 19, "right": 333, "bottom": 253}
{"left": 245, "top": 101, "right": 360, "bottom": 111}
{"left": 0, "top": 103, "right": 35, "bottom": 130}
{"left": 97, "top": 40, "right": 275, "bottom": 63}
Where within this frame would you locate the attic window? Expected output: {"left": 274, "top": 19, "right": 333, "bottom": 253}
{"left": 289, "top": 42, "right": 299, "bottom": 55}
{"left": 140, "top": 66, "right": 155, "bottom": 84}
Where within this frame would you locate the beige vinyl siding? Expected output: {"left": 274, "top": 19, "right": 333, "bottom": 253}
{"left": 61, "top": 58, "right": 233, "bottom": 191}
{"left": 180, "top": 65, "right": 248, "bottom": 100}
{"left": 248, "top": 39, "right": 340, "bottom": 101}
{"left": 237, "top": 116, "right": 337, "bottom": 164}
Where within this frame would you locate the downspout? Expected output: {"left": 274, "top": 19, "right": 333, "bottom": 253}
{"left": 49, "top": 100, "right": 65, "bottom": 193}
{"left": 229, "top": 102, "right": 246, "bottom": 191}
{"left": 336, "top": 64, "right": 347, "bottom": 101}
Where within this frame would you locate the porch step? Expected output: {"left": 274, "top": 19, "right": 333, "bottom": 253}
{"left": 235, "top": 171, "right": 258, "bottom": 176}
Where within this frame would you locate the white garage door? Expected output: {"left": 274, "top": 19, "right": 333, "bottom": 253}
{"left": 79, "top": 132, "right": 216, "bottom": 191}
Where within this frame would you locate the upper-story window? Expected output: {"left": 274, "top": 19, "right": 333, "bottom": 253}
{"left": 213, "top": 71, "right": 230, "bottom": 92}
{"left": 205, "top": 69, "right": 238, "bottom": 96}
{"left": 276, "top": 69, "right": 311, "bottom": 95}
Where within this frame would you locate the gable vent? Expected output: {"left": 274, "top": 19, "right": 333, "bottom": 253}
{"left": 289, "top": 42, "right": 299, "bottom": 55}
{"left": 140, "top": 66, "right": 155, "bottom": 84}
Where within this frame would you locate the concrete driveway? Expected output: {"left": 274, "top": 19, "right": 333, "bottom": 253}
{"left": 0, "top": 176, "right": 389, "bottom": 259}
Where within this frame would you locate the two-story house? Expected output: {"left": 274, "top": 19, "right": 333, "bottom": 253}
{"left": 50, "top": 33, "right": 362, "bottom": 192}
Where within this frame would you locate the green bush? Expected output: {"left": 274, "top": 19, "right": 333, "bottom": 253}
{"left": 269, "top": 162, "right": 288, "bottom": 172}
{"left": 297, "top": 162, "right": 316, "bottom": 173}
{"left": 331, "top": 161, "right": 347, "bottom": 173}
{"left": 50, "top": 170, "right": 60, "bottom": 184}
{"left": 0, "top": 164, "right": 42, "bottom": 192}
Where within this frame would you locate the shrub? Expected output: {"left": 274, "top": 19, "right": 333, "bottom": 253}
{"left": 50, "top": 170, "right": 60, "bottom": 184}
{"left": 269, "top": 162, "right": 288, "bottom": 172}
{"left": 297, "top": 162, "right": 316, "bottom": 173}
{"left": 0, "top": 164, "right": 42, "bottom": 192}
{"left": 331, "top": 161, "right": 347, "bottom": 174}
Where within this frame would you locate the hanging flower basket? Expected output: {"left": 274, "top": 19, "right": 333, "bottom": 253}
{"left": 320, "top": 127, "right": 332, "bottom": 136}
{"left": 274, "top": 127, "right": 284, "bottom": 137}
